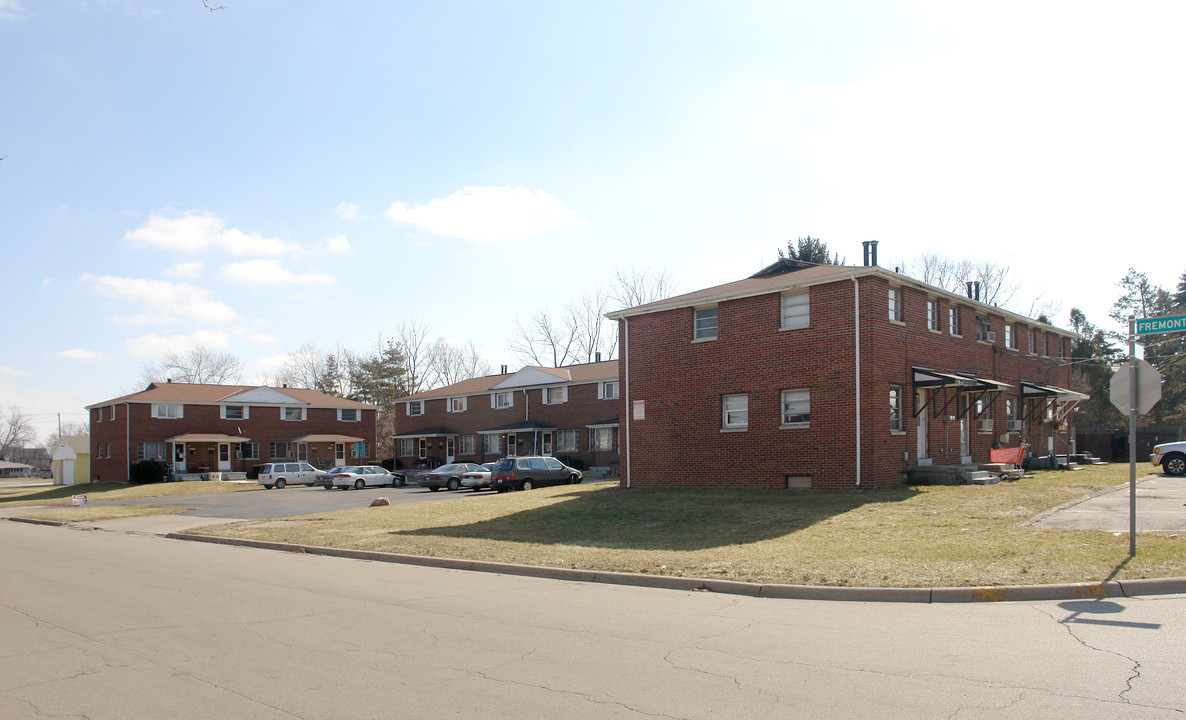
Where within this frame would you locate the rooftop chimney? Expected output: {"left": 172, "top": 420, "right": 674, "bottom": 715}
{"left": 862, "top": 240, "right": 879, "bottom": 266}
{"left": 966, "top": 282, "right": 974, "bottom": 299}
{"left": 500, "top": 364, "right": 508, "bottom": 375}
{"left": 595, "top": 352, "right": 601, "bottom": 362}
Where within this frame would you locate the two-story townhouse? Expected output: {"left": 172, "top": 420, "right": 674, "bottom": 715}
{"left": 607, "top": 253, "right": 1084, "bottom": 490}
{"left": 392, "top": 360, "right": 621, "bottom": 472}
{"left": 86, "top": 381, "right": 377, "bottom": 482}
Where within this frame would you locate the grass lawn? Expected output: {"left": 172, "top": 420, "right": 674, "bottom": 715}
{"left": 21, "top": 505, "right": 189, "bottom": 523}
{"left": 0, "top": 480, "right": 258, "bottom": 507}
{"left": 192, "top": 465, "right": 1185, "bottom": 588}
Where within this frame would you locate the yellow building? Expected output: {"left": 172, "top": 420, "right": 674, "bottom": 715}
{"left": 52, "top": 436, "right": 90, "bottom": 486}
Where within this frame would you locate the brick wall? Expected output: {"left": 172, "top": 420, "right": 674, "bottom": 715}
{"left": 619, "top": 275, "right": 1073, "bottom": 490}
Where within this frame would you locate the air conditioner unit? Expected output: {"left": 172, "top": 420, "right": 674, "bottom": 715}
{"left": 1007, "top": 420, "right": 1022, "bottom": 432}
{"left": 977, "top": 419, "right": 994, "bottom": 433}
{"left": 978, "top": 331, "right": 996, "bottom": 342}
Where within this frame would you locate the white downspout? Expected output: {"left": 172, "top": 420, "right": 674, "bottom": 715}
{"left": 623, "top": 317, "right": 631, "bottom": 488}
{"left": 853, "top": 277, "right": 862, "bottom": 487}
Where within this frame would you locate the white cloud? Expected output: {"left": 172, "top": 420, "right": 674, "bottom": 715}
{"left": 126, "top": 211, "right": 298, "bottom": 256}
{"left": 218, "top": 259, "right": 335, "bottom": 285}
{"left": 0, "top": 365, "right": 31, "bottom": 377}
{"left": 385, "top": 185, "right": 585, "bottom": 242}
{"left": 325, "top": 234, "right": 351, "bottom": 253}
{"left": 337, "top": 201, "right": 359, "bottom": 220}
{"left": 0, "top": 0, "right": 26, "bottom": 21}
{"left": 166, "top": 261, "right": 204, "bottom": 279}
{"left": 81, "top": 274, "right": 238, "bottom": 323}
{"left": 231, "top": 326, "right": 281, "bottom": 344}
{"left": 58, "top": 348, "right": 107, "bottom": 361}
{"left": 125, "top": 330, "right": 231, "bottom": 357}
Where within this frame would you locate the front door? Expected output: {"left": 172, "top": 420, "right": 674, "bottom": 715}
{"left": 446, "top": 437, "right": 455, "bottom": 463}
{"left": 916, "top": 390, "right": 930, "bottom": 465}
{"left": 62, "top": 460, "right": 75, "bottom": 485}
{"left": 218, "top": 443, "right": 231, "bottom": 471}
{"left": 335, "top": 443, "right": 346, "bottom": 463}
{"left": 541, "top": 431, "right": 553, "bottom": 456}
{"left": 506, "top": 433, "right": 517, "bottom": 457}
{"left": 174, "top": 442, "right": 187, "bottom": 473}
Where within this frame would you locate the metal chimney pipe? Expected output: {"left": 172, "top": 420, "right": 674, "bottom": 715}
{"left": 974, "top": 281, "right": 981, "bottom": 301}
{"left": 861, "top": 241, "right": 870, "bottom": 267}
{"left": 966, "top": 282, "right": 974, "bottom": 299}
{"left": 869, "top": 240, "right": 878, "bottom": 266}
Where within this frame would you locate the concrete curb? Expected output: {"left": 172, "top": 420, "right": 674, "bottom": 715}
{"left": 6, "top": 516, "right": 66, "bottom": 528}
{"left": 163, "top": 531, "right": 1186, "bottom": 604}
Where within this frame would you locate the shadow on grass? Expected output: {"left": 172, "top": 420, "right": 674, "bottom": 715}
{"left": 0, "top": 483, "right": 137, "bottom": 504}
{"left": 394, "top": 485, "right": 921, "bottom": 551}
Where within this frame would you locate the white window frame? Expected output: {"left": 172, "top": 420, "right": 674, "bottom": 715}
{"left": 152, "top": 403, "right": 183, "bottom": 419}
{"left": 398, "top": 438, "right": 415, "bottom": 457}
{"left": 483, "top": 434, "right": 500, "bottom": 454}
{"left": 599, "top": 381, "right": 620, "bottom": 400}
{"left": 926, "top": 299, "right": 938, "bottom": 332}
{"left": 889, "top": 385, "right": 903, "bottom": 433}
{"left": 722, "top": 394, "right": 748, "bottom": 430}
{"left": 543, "top": 386, "right": 567, "bottom": 405}
{"left": 282, "top": 406, "right": 306, "bottom": 421}
{"left": 1005, "top": 324, "right": 1015, "bottom": 350}
{"left": 221, "top": 405, "right": 248, "bottom": 420}
{"left": 558, "top": 429, "right": 579, "bottom": 452}
{"left": 448, "top": 397, "right": 467, "bottom": 413}
{"left": 948, "top": 307, "right": 961, "bottom": 336}
{"left": 338, "top": 408, "right": 359, "bottom": 422}
{"left": 589, "top": 427, "right": 615, "bottom": 451}
{"left": 888, "top": 287, "right": 903, "bottom": 323}
{"left": 108, "top": 405, "right": 115, "bottom": 420}
{"left": 693, "top": 306, "right": 719, "bottom": 341}
{"left": 492, "top": 391, "right": 513, "bottom": 409}
{"left": 780, "top": 389, "right": 810, "bottom": 427}
{"left": 458, "top": 435, "right": 476, "bottom": 455}
{"left": 407, "top": 400, "right": 423, "bottom": 416}
{"left": 780, "top": 291, "right": 810, "bottom": 330}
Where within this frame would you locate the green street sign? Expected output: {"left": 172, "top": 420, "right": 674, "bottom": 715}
{"left": 1135, "top": 314, "right": 1186, "bottom": 335}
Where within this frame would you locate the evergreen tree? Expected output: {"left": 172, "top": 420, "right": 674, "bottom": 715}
{"left": 777, "top": 236, "right": 841, "bottom": 265}
{"left": 1067, "top": 308, "right": 1123, "bottom": 428}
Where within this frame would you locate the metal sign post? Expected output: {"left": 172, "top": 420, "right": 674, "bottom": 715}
{"left": 1128, "top": 319, "right": 1137, "bottom": 558}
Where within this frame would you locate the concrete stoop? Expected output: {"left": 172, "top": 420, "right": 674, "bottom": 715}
{"left": 908, "top": 465, "right": 1001, "bottom": 486}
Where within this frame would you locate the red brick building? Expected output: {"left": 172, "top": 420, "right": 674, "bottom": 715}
{"left": 392, "top": 361, "right": 620, "bottom": 471}
{"left": 607, "top": 257, "right": 1083, "bottom": 490}
{"left": 86, "top": 382, "right": 377, "bottom": 482}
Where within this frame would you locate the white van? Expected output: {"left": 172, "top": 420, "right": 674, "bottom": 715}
{"left": 257, "top": 462, "right": 320, "bottom": 489}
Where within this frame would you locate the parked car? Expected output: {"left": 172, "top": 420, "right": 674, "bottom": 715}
{"left": 489, "top": 456, "right": 582, "bottom": 492}
{"left": 418, "top": 463, "right": 484, "bottom": 492}
{"left": 257, "top": 462, "right": 320, "bottom": 489}
{"left": 314, "top": 465, "right": 404, "bottom": 490}
{"left": 460, "top": 462, "right": 496, "bottom": 491}
{"left": 1151, "top": 441, "right": 1186, "bottom": 476}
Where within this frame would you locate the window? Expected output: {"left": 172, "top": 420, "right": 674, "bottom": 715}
{"left": 493, "top": 391, "right": 513, "bottom": 409}
{"left": 353, "top": 441, "right": 370, "bottom": 458}
{"left": 94, "top": 408, "right": 101, "bottom": 423}
{"left": 889, "top": 386, "right": 903, "bottom": 432}
{"left": 590, "top": 427, "right": 615, "bottom": 451}
{"left": 600, "top": 381, "right": 619, "bottom": 400}
{"left": 283, "top": 406, "right": 304, "bottom": 421}
{"left": 222, "top": 405, "right": 246, "bottom": 420}
{"left": 780, "top": 291, "right": 809, "bottom": 330}
{"left": 558, "top": 429, "right": 578, "bottom": 452}
{"left": 448, "top": 397, "right": 467, "bottom": 413}
{"left": 398, "top": 438, "right": 415, "bottom": 457}
{"left": 269, "top": 442, "right": 293, "bottom": 459}
{"left": 948, "top": 307, "right": 961, "bottom": 336}
{"left": 781, "top": 389, "right": 810, "bottom": 426}
{"left": 976, "top": 315, "right": 991, "bottom": 341}
{"left": 1005, "top": 324, "right": 1015, "bottom": 349}
{"left": 926, "top": 299, "right": 937, "bottom": 331}
{"left": 152, "top": 403, "right": 183, "bottom": 419}
{"left": 136, "top": 442, "right": 167, "bottom": 461}
{"left": 1005, "top": 398, "right": 1017, "bottom": 428}
{"left": 693, "top": 306, "right": 718, "bottom": 340}
{"left": 458, "top": 435, "right": 476, "bottom": 455}
{"left": 108, "top": 405, "right": 115, "bottom": 420}
{"left": 339, "top": 408, "right": 359, "bottom": 422}
{"left": 407, "top": 400, "right": 423, "bottom": 416}
{"left": 888, "top": 287, "right": 902, "bottom": 322}
{"left": 1041, "top": 333, "right": 1048, "bottom": 357}
{"left": 544, "top": 387, "right": 566, "bottom": 405}
{"left": 722, "top": 394, "right": 748, "bottom": 430}
{"left": 1030, "top": 328, "right": 1039, "bottom": 354}
{"left": 237, "top": 442, "right": 259, "bottom": 460}
{"left": 483, "top": 434, "right": 500, "bottom": 454}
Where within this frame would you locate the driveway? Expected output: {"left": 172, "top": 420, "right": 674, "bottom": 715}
{"left": 1028, "top": 473, "right": 1186, "bottom": 532}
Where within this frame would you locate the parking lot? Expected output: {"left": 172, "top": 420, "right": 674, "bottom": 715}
{"left": 1029, "top": 474, "right": 1186, "bottom": 532}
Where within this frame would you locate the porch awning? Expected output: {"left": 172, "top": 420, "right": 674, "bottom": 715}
{"left": 958, "top": 375, "right": 1014, "bottom": 393}
{"left": 166, "top": 433, "right": 250, "bottom": 443}
{"left": 391, "top": 426, "right": 458, "bottom": 439}
{"left": 911, "top": 367, "right": 975, "bottom": 388}
{"left": 476, "top": 420, "right": 558, "bottom": 435}
{"left": 1020, "top": 382, "right": 1090, "bottom": 401}
{"left": 290, "top": 434, "right": 365, "bottom": 443}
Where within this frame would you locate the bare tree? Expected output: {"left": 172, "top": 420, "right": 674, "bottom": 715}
{"left": 1, "top": 406, "right": 37, "bottom": 461}
{"left": 43, "top": 420, "right": 90, "bottom": 455}
{"left": 394, "top": 320, "right": 436, "bottom": 395}
{"left": 276, "top": 342, "right": 328, "bottom": 389}
{"left": 900, "top": 254, "right": 1023, "bottom": 311}
{"left": 571, "top": 287, "right": 618, "bottom": 363}
{"left": 430, "top": 339, "right": 492, "bottom": 387}
{"left": 609, "top": 267, "right": 677, "bottom": 309}
{"left": 138, "top": 345, "right": 245, "bottom": 386}
{"left": 509, "top": 308, "right": 581, "bottom": 368}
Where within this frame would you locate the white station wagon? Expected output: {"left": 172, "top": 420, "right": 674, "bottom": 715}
{"left": 257, "top": 462, "right": 320, "bottom": 489}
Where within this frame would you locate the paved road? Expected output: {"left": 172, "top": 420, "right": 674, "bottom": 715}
{"left": 1029, "top": 475, "right": 1186, "bottom": 532}
{"left": 2, "top": 521, "right": 1184, "bottom": 719}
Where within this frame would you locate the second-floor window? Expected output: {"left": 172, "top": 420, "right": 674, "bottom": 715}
{"left": 544, "top": 387, "right": 566, "bottom": 404}
{"left": 407, "top": 400, "right": 423, "bottom": 416}
{"left": 694, "top": 306, "right": 718, "bottom": 340}
{"left": 493, "top": 392, "right": 513, "bottom": 409}
{"left": 780, "top": 291, "right": 809, "bottom": 330}
{"left": 948, "top": 307, "right": 961, "bottom": 336}
{"left": 600, "top": 381, "right": 619, "bottom": 400}
{"left": 449, "top": 397, "right": 467, "bottom": 413}
{"left": 222, "top": 405, "right": 246, "bottom": 420}
{"left": 283, "top": 406, "right": 304, "bottom": 421}
{"left": 888, "top": 287, "right": 902, "bottom": 322}
{"left": 152, "top": 403, "right": 183, "bottom": 419}
{"left": 339, "top": 408, "right": 359, "bottom": 422}
{"left": 926, "top": 299, "right": 938, "bottom": 331}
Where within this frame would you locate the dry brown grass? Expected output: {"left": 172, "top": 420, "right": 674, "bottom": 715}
{"left": 190, "top": 466, "right": 1185, "bottom": 587}
{"left": 22, "top": 505, "right": 188, "bottom": 523}
{"left": 0, "top": 481, "right": 257, "bottom": 507}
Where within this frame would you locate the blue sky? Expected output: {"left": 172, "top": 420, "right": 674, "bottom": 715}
{"left": 3, "top": 0, "right": 1184, "bottom": 443}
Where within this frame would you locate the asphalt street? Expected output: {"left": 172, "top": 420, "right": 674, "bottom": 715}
{"left": 2, "top": 521, "right": 1184, "bottom": 719}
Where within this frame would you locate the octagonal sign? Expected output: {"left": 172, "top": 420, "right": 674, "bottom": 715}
{"left": 1109, "top": 359, "right": 1162, "bottom": 415}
